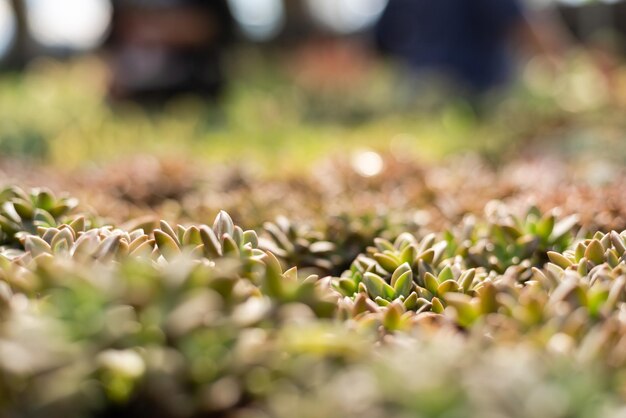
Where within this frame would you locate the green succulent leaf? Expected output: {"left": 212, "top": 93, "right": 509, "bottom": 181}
{"left": 585, "top": 240, "right": 605, "bottom": 265}
{"left": 424, "top": 272, "right": 439, "bottom": 295}
{"left": 431, "top": 297, "right": 445, "bottom": 314}
{"left": 154, "top": 230, "right": 181, "bottom": 261}
{"left": 200, "top": 225, "right": 222, "bottom": 258}
{"left": 363, "top": 272, "right": 395, "bottom": 300}
{"left": 374, "top": 253, "right": 400, "bottom": 273}
{"left": 547, "top": 251, "right": 573, "bottom": 269}
{"left": 393, "top": 270, "right": 414, "bottom": 298}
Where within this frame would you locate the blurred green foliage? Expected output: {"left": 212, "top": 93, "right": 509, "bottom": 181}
{"left": 1, "top": 51, "right": 625, "bottom": 171}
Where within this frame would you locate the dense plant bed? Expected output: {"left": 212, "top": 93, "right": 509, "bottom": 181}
{"left": 2, "top": 172, "right": 626, "bottom": 418}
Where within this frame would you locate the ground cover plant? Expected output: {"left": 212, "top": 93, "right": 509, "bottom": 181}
{"left": 3, "top": 51, "right": 626, "bottom": 417}
{"left": 2, "top": 151, "right": 626, "bottom": 418}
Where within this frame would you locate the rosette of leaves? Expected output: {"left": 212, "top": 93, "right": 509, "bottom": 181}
{"left": 23, "top": 211, "right": 263, "bottom": 269}
{"left": 261, "top": 213, "right": 411, "bottom": 278}
{"left": 260, "top": 216, "right": 338, "bottom": 275}
{"left": 441, "top": 229, "right": 626, "bottom": 333}
{"left": 336, "top": 293, "right": 459, "bottom": 334}
{"left": 333, "top": 227, "right": 626, "bottom": 335}
{"left": 444, "top": 204, "right": 579, "bottom": 275}
{"left": 18, "top": 207, "right": 337, "bottom": 303}
{"left": 539, "top": 231, "right": 626, "bottom": 319}
{"left": 334, "top": 231, "right": 488, "bottom": 318}
{"left": 0, "top": 186, "right": 78, "bottom": 247}
{"left": 151, "top": 211, "right": 270, "bottom": 283}
{"left": 260, "top": 250, "right": 338, "bottom": 317}
{"left": 23, "top": 219, "right": 149, "bottom": 264}
{"left": 546, "top": 230, "right": 626, "bottom": 273}
{"left": 324, "top": 212, "right": 410, "bottom": 275}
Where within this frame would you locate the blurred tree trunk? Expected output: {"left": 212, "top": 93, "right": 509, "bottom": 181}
{"left": 614, "top": 1, "right": 626, "bottom": 55}
{"left": 557, "top": 2, "right": 615, "bottom": 44}
{"left": 4, "top": 0, "right": 30, "bottom": 70}
{"left": 279, "top": 0, "right": 316, "bottom": 44}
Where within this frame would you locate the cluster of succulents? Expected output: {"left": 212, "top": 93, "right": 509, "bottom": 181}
{"left": 0, "top": 186, "right": 79, "bottom": 247}
{"left": 2, "top": 148, "right": 626, "bottom": 418}
{"left": 260, "top": 212, "right": 411, "bottom": 278}
{"left": 6, "top": 55, "right": 626, "bottom": 416}
{"left": 2, "top": 180, "right": 626, "bottom": 418}
{"left": 0, "top": 196, "right": 340, "bottom": 418}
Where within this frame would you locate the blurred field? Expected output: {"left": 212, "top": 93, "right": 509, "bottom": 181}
{"left": 1, "top": 50, "right": 626, "bottom": 174}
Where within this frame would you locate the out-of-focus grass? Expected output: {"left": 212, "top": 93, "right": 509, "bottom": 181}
{"left": 0, "top": 51, "right": 624, "bottom": 173}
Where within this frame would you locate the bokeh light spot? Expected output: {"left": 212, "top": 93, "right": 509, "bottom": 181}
{"left": 26, "top": 0, "right": 112, "bottom": 50}
{"left": 306, "top": 0, "right": 388, "bottom": 34}
{"left": 228, "top": 0, "right": 285, "bottom": 42}
{"left": 351, "top": 150, "right": 384, "bottom": 177}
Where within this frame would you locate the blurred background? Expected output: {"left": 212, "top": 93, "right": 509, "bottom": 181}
{"left": 0, "top": 0, "right": 625, "bottom": 171}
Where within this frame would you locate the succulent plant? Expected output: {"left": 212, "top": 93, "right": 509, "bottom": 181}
{"left": 260, "top": 216, "right": 338, "bottom": 275}
{"left": 7, "top": 54, "right": 626, "bottom": 418}
{"left": 444, "top": 204, "right": 579, "bottom": 274}
{"left": 0, "top": 186, "right": 79, "bottom": 247}
{"left": 0, "top": 222, "right": 341, "bottom": 418}
{"left": 3, "top": 166, "right": 626, "bottom": 418}
{"left": 334, "top": 231, "right": 480, "bottom": 313}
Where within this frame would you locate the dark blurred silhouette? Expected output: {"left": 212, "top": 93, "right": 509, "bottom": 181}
{"left": 375, "top": 0, "right": 538, "bottom": 95}
{"left": 280, "top": 0, "right": 316, "bottom": 45}
{"left": 107, "top": 0, "right": 234, "bottom": 104}
{"left": 558, "top": 0, "right": 626, "bottom": 49}
{"left": 557, "top": 0, "right": 626, "bottom": 79}
{"left": 3, "top": 0, "right": 30, "bottom": 70}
